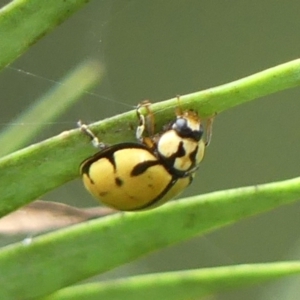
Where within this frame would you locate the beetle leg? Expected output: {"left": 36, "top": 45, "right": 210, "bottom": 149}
{"left": 145, "top": 107, "right": 155, "bottom": 137}
{"left": 136, "top": 108, "right": 146, "bottom": 141}
{"left": 204, "top": 116, "right": 215, "bottom": 147}
{"left": 136, "top": 101, "right": 156, "bottom": 150}
{"left": 136, "top": 100, "right": 155, "bottom": 138}
{"left": 77, "top": 120, "right": 107, "bottom": 150}
{"left": 175, "top": 95, "right": 183, "bottom": 117}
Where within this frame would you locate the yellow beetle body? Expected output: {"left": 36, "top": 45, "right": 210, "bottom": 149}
{"left": 79, "top": 102, "right": 212, "bottom": 211}
{"left": 81, "top": 143, "right": 193, "bottom": 211}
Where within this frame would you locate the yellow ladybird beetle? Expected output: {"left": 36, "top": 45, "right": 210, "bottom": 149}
{"left": 79, "top": 100, "right": 213, "bottom": 211}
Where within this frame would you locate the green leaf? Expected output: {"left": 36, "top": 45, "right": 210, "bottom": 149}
{"left": 1, "top": 59, "right": 300, "bottom": 217}
{"left": 42, "top": 262, "right": 300, "bottom": 300}
{"left": 0, "top": 0, "right": 91, "bottom": 69}
{"left": 1, "top": 177, "right": 300, "bottom": 299}
{"left": 0, "top": 59, "right": 103, "bottom": 157}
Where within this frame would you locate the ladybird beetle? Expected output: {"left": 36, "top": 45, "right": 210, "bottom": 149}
{"left": 79, "top": 100, "right": 213, "bottom": 211}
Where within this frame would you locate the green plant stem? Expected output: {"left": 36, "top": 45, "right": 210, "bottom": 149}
{"left": 1, "top": 176, "right": 300, "bottom": 299}
{"left": 0, "top": 59, "right": 300, "bottom": 216}
{"left": 154, "top": 58, "right": 300, "bottom": 118}
{"left": 42, "top": 261, "right": 300, "bottom": 300}
{"left": 0, "top": 0, "right": 91, "bottom": 70}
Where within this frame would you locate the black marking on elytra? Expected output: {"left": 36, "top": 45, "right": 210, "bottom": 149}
{"left": 131, "top": 160, "right": 160, "bottom": 176}
{"left": 80, "top": 142, "right": 153, "bottom": 176}
{"left": 189, "top": 145, "right": 199, "bottom": 169}
{"left": 128, "top": 177, "right": 178, "bottom": 211}
{"left": 128, "top": 172, "right": 194, "bottom": 211}
{"left": 115, "top": 177, "right": 123, "bottom": 186}
{"left": 99, "top": 191, "right": 108, "bottom": 197}
{"left": 107, "top": 154, "right": 117, "bottom": 172}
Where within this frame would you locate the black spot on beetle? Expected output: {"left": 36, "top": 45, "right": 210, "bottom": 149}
{"left": 99, "top": 191, "right": 108, "bottom": 197}
{"left": 115, "top": 177, "right": 123, "bottom": 186}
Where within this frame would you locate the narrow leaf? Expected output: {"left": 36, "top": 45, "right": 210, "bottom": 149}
{"left": 0, "top": 59, "right": 103, "bottom": 156}
{"left": 43, "top": 261, "right": 300, "bottom": 300}
{"left": 0, "top": 0, "right": 91, "bottom": 69}
{"left": 0, "top": 59, "right": 300, "bottom": 217}
{"left": 0, "top": 177, "right": 300, "bottom": 299}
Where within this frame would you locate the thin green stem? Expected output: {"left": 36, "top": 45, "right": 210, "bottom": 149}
{"left": 0, "top": 0, "right": 91, "bottom": 69}
{"left": 43, "top": 261, "right": 300, "bottom": 300}
{"left": 1, "top": 176, "right": 300, "bottom": 299}
{"left": 0, "top": 59, "right": 300, "bottom": 216}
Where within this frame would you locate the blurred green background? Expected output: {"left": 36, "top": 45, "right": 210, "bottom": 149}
{"left": 1, "top": 1, "right": 300, "bottom": 299}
